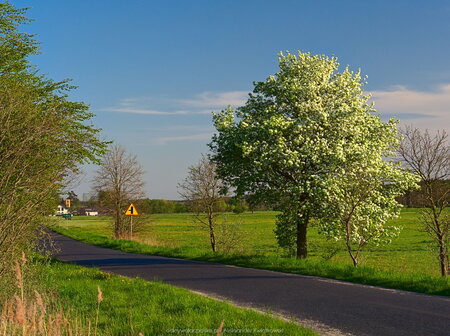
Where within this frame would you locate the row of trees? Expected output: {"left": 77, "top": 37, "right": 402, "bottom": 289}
{"left": 0, "top": 2, "right": 106, "bottom": 277}
{"left": 139, "top": 196, "right": 249, "bottom": 214}
{"left": 66, "top": 190, "right": 252, "bottom": 215}
{"left": 139, "top": 199, "right": 188, "bottom": 214}
{"left": 66, "top": 178, "right": 447, "bottom": 217}
{"left": 397, "top": 181, "right": 450, "bottom": 208}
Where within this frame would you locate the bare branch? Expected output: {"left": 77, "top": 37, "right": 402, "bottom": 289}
{"left": 178, "top": 155, "right": 227, "bottom": 252}
{"left": 398, "top": 126, "right": 450, "bottom": 276}
{"left": 92, "top": 145, "right": 145, "bottom": 239}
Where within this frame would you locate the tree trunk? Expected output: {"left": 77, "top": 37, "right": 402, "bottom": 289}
{"left": 344, "top": 217, "right": 358, "bottom": 266}
{"left": 296, "top": 217, "right": 308, "bottom": 259}
{"left": 208, "top": 209, "right": 216, "bottom": 252}
{"left": 114, "top": 201, "right": 122, "bottom": 239}
{"left": 114, "top": 215, "right": 120, "bottom": 239}
{"left": 438, "top": 237, "right": 448, "bottom": 276}
{"left": 209, "top": 227, "right": 216, "bottom": 252}
{"left": 406, "top": 191, "right": 412, "bottom": 208}
{"left": 346, "top": 244, "right": 358, "bottom": 267}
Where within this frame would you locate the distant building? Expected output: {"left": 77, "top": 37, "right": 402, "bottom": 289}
{"left": 56, "top": 205, "right": 69, "bottom": 215}
{"left": 85, "top": 209, "right": 99, "bottom": 216}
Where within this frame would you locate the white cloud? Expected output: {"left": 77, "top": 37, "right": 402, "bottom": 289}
{"left": 154, "top": 132, "right": 214, "bottom": 145}
{"left": 99, "top": 107, "right": 194, "bottom": 115}
{"left": 370, "top": 84, "right": 450, "bottom": 132}
{"left": 179, "top": 91, "right": 248, "bottom": 108}
{"left": 100, "top": 86, "right": 450, "bottom": 133}
{"left": 99, "top": 90, "right": 248, "bottom": 115}
{"left": 145, "top": 125, "right": 215, "bottom": 132}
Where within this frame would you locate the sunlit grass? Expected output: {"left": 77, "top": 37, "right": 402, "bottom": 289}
{"left": 52, "top": 208, "right": 450, "bottom": 296}
{"left": 41, "top": 259, "right": 315, "bottom": 335}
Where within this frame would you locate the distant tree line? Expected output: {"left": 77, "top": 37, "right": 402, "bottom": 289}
{"left": 138, "top": 197, "right": 273, "bottom": 214}
{"left": 397, "top": 180, "right": 450, "bottom": 208}
{"left": 67, "top": 186, "right": 448, "bottom": 215}
{"left": 139, "top": 199, "right": 188, "bottom": 214}
{"left": 68, "top": 186, "right": 450, "bottom": 215}
{"left": 69, "top": 193, "right": 268, "bottom": 215}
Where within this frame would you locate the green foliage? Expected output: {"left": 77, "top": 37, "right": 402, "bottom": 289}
{"left": 0, "top": 2, "right": 106, "bottom": 276}
{"left": 273, "top": 211, "right": 298, "bottom": 256}
{"left": 228, "top": 198, "right": 249, "bottom": 214}
{"left": 211, "top": 50, "right": 416, "bottom": 259}
{"left": 318, "top": 161, "right": 418, "bottom": 266}
{"left": 215, "top": 218, "right": 248, "bottom": 253}
{"left": 0, "top": 1, "right": 38, "bottom": 75}
{"left": 127, "top": 199, "right": 188, "bottom": 214}
{"left": 213, "top": 198, "right": 228, "bottom": 212}
{"left": 140, "top": 199, "right": 178, "bottom": 214}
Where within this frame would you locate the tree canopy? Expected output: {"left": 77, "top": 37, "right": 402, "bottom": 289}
{"left": 210, "top": 51, "right": 416, "bottom": 259}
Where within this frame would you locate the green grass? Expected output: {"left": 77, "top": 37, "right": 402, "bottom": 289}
{"left": 51, "top": 209, "right": 450, "bottom": 296}
{"left": 39, "top": 258, "right": 315, "bottom": 335}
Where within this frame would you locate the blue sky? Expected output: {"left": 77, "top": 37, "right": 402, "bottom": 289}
{"left": 12, "top": 0, "right": 450, "bottom": 199}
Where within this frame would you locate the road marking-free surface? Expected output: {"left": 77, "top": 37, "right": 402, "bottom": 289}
{"left": 49, "top": 232, "right": 450, "bottom": 336}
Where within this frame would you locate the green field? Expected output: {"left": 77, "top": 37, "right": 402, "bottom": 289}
{"left": 52, "top": 209, "right": 450, "bottom": 296}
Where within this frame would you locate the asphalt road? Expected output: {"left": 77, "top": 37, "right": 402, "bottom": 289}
{"left": 48, "top": 232, "right": 450, "bottom": 336}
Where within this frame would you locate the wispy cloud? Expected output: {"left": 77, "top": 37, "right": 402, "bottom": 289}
{"left": 98, "top": 90, "right": 248, "bottom": 116}
{"left": 370, "top": 84, "right": 450, "bottom": 132}
{"left": 153, "top": 132, "right": 214, "bottom": 145}
{"left": 99, "top": 107, "right": 195, "bottom": 115}
{"left": 100, "top": 86, "right": 450, "bottom": 133}
{"left": 179, "top": 91, "right": 248, "bottom": 108}
{"left": 145, "top": 125, "right": 215, "bottom": 132}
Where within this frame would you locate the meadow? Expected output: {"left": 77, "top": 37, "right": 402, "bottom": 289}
{"left": 52, "top": 208, "right": 450, "bottom": 296}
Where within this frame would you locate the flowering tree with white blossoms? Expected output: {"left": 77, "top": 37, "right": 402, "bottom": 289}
{"left": 319, "top": 161, "right": 418, "bottom": 266}
{"left": 210, "top": 51, "right": 417, "bottom": 259}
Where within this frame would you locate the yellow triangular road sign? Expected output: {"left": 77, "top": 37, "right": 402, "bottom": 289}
{"left": 125, "top": 203, "right": 138, "bottom": 216}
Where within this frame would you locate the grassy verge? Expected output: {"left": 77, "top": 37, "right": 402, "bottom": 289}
{"left": 52, "top": 226, "right": 450, "bottom": 297}
{"left": 39, "top": 257, "right": 315, "bottom": 335}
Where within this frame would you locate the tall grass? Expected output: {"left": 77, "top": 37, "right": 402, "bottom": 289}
{"left": 0, "top": 253, "right": 94, "bottom": 336}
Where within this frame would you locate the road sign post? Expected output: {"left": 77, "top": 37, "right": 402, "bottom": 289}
{"left": 125, "top": 203, "right": 138, "bottom": 239}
